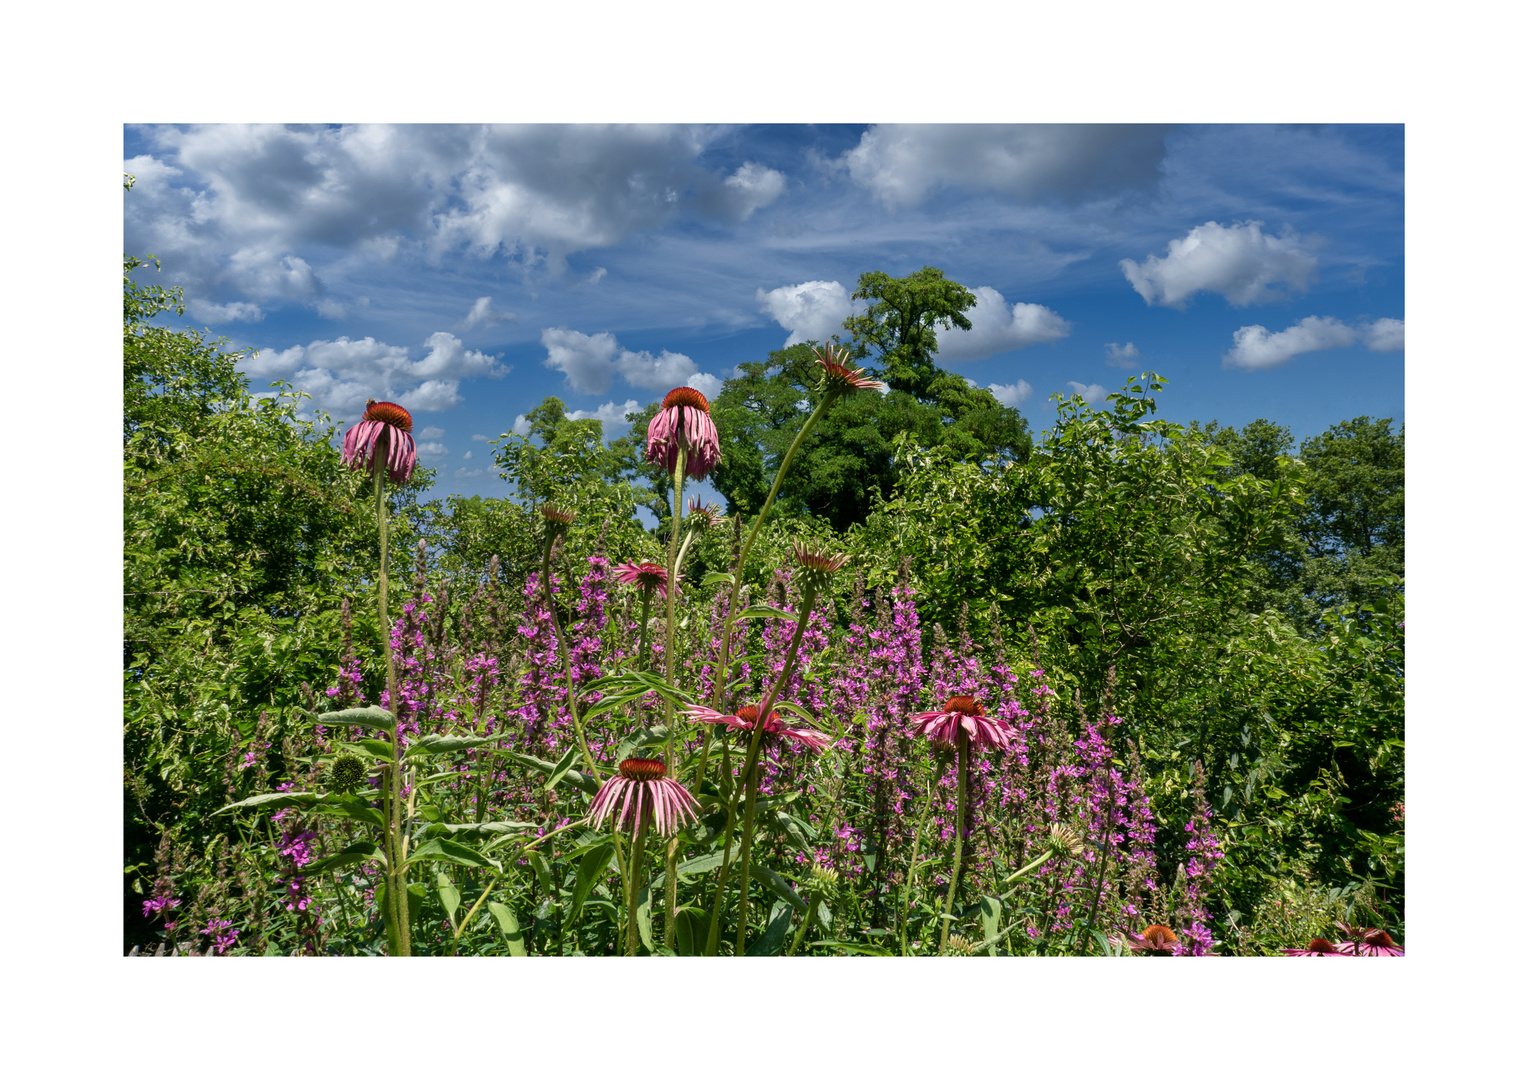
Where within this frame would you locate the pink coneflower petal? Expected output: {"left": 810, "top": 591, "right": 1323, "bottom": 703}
{"left": 1284, "top": 938, "right": 1351, "bottom": 957}
{"left": 588, "top": 759, "right": 700, "bottom": 839}
{"left": 614, "top": 561, "right": 673, "bottom": 599}
{"left": 909, "top": 695, "right": 1015, "bottom": 752}
{"left": 342, "top": 401, "right": 419, "bottom": 485}
{"left": 685, "top": 704, "right": 829, "bottom": 753}
{"left": 646, "top": 387, "right": 722, "bottom": 480}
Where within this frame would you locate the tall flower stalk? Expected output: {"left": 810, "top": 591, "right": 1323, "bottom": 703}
{"left": 538, "top": 504, "right": 599, "bottom": 777}
{"left": 343, "top": 399, "right": 418, "bottom": 957}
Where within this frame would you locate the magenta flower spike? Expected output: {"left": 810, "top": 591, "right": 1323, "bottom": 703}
{"left": 685, "top": 703, "right": 832, "bottom": 752}
{"left": 589, "top": 758, "right": 701, "bottom": 839}
{"left": 613, "top": 560, "right": 673, "bottom": 600}
{"left": 1284, "top": 938, "right": 1352, "bottom": 957}
{"left": 342, "top": 399, "right": 418, "bottom": 484}
{"left": 646, "top": 386, "right": 721, "bottom": 480}
{"left": 909, "top": 695, "right": 1015, "bottom": 752}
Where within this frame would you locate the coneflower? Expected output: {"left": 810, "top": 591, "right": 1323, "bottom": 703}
{"left": 342, "top": 399, "right": 417, "bottom": 484}
{"left": 646, "top": 386, "right": 721, "bottom": 480}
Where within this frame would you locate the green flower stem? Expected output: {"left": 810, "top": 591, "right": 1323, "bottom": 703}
{"left": 541, "top": 536, "right": 600, "bottom": 777}
{"left": 900, "top": 754, "right": 948, "bottom": 956}
{"left": 662, "top": 449, "right": 687, "bottom": 765}
{"left": 450, "top": 868, "right": 505, "bottom": 956}
{"left": 663, "top": 835, "right": 680, "bottom": 952}
{"left": 703, "top": 396, "right": 830, "bottom": 716}
{"left": 707, "top": 586, "right": 819, "bottom": 956}
{"left": 636, "top": 586, "right": 654, "bottom": 671}
{"left": 939, "top": 732, "right": 969, "bottom": 956}
{"left": 374, "top": 467, "right": 411, "bottom": 958}
{"left": 626, "top": 818, "right": 650, "bottom": 956}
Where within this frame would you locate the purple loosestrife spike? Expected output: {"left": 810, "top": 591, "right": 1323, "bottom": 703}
{"left": 342, "top": 399, "right": 418, "bottom": 484}
{"left": 645, "top": 386, "right": 721, "bottom": 480}
{"left": 589, "top": 758, "right": 701, "bottom": 839}
{"left": 909, "top": 695, "right": 1016, "bottom": 752}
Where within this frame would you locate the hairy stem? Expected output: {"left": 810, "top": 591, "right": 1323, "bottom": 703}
{"left": 939, "top": 732, "right": 968, "bottom": 956}
{"left": 375, "top": 466, "right": 411, "bottom": 957}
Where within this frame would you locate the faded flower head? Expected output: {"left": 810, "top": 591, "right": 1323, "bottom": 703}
{"left": 342, "top": 399, "right": 418, "bottom": 485}
{"left": 810, "top": 863, "right": 841, "bottom": 898}
{"left": 540, "top": 503, "right": 576, "bottom": 539}
{"left": 646, "top": 386, "right": 721, "bottom": 480}
{"left": 1284, "top": 938, "right": 1351, "bottom": 957}
{"left": 1047, "top": 822, "right": 1088, "bottom": 861}
{"left": 685, "top": 497, "right": 724, "bottom": 529}
{"left": 328, "top": 752, "right": 367, "bottom": 794}
{"left": 814, "top": 343, "right": 884, "bottom": 398}
{"left": 909, "top": 695, "right": 1016, "bottom": 753}
{"left": 614, "top": 561, "right": 673, "bottom": 599}
{"left": 685, "top": 703, "right": 832, "bottom": 752}
{"left": 589, "top": 757, "right": 701, "bottom": 839}
{"left": 791, "top": 542, "right": 850, "bottom": 598}
{"left": 945, "top": 934, "right": 978, "bottom": 956}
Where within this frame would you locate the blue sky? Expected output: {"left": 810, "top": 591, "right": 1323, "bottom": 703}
{"left": 123, "top": 123, "right": 1403, "bottom": 507}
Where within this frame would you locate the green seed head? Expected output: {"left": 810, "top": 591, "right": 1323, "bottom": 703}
{"left": 329, "top": 752, "right": 367, "bottom": 794}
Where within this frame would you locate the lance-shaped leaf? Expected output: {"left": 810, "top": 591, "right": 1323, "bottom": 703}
{"left": 564, "top": 840, "right": 615, "bottom": 928}
{"left": 503, "top": 750, "right": 600, "bottom": 797}
{"left": 405, "top": 837, "right": 502, "bottom": 872}
{"left": 487, "top": 902, "right": 527, "bottom": 957}
{"left": 437, "top": 872, "right": 461, "bottom": 926}
{"left": 749, "top": 861, "right": 808, "bottom": 913}
{"left": 218, "top": 791, "right": 322, "bottom": 814}
{"left": 744, "top": 900, "right": 793, "bottom": 956}
{"left": 307, "top": 706, "right": 396, "bottom": 734}
{"left": 299, "top": 840, "right": 386, "bottom": 876}
{"left": 738, "top": 604, "right": 794, "bottom": 621}
{"left": 406, "top": 734, "right": 500, "bottom": 757}
{"left": 419, "top": 821, "right": 537, "bottom": 841}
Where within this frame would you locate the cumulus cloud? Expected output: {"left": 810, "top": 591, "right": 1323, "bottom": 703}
{"left": 540, "top": 326, "right": 716, "bottom": 395}
{"left": 471, "top": 433, "right": 489, "bottom": 442}
{"left": 416, "top": 441, "right": 450, "bottom": 462}
{"left": 757, "top": 280, "right": 853, "bottom": 346}
{"left": 418, "top": 426, "right": 446, "bottom": 440}
{"left": 1121, "top": 221, "right": 1318, "bottom": 308}
{"left": 462, "top": 296, "right": 514, "bottom": 328}
{"left": 1104, "top": 342, "right": 1140, "bottom": 368}
{"left": 987, "top": 380, "right": 1034, "bottom": 407}
{"left": 1365, "top": 317, "right": 1405, "bottom": 352}
{"left": 934, "top": 287, "right": 1070, "bottom": 362}
{"left": 842, "top": 124, "right": 1173, "bottom": 209}
{"left": 567, "top": 399, "right": 642, "bottom": 438}
{"left": 454, "top": 467, "right": 486, "bottom": 480}
{"left": 239, "top": 331, "right": 504, "bottom": 415}
{"left": 1066, "top": 381, "right": 1110, "bottom": 405}
{"left": 1223, "top": 315, "right": 1402, "bottom": 370}
{"left": 315, "top": 298, "right": 347, "bottom": 319}
{"left": 462, "top": 450, "right": 473, "bottom": 460}
{"left": 699, "top": 161, "right": 787, "bottom": 221}
{"left": 511, "top": 415, "right": 531, "bottom": 436}
{"left": 187, "top": 298, "right": 264, "bottom": 323}
{"left": 687, "top": 372, "right": 724, "bottom": 399}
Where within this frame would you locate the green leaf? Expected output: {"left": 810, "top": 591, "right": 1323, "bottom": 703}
{"left": 749, "top": 862, "right": 808, "bottom": 913}
{"left": 310, "top": 798, "right": 386, "bottom": 829}
{"left": 504, "top": 750, "right": 600, "bottom": 797}
{"left": 217, "top": 790, "right": 321, "bottom": 814}
{"left": 566, "top": 840, "right": 615, "bottom": 928}
{"left": 437, "top": 872, "right": 461, "bottom": 925}
{"left": 300, "top": 840, "right": 385, "bottom": 876}
{"left": 636, "top": 884, "right": 654, "bottom": 953}
{"left": 544, "top": 744, "right": 579, "bottom": 793}
{"left": 739, "top": 604, "right": 794, "bottom": 621}
{"left": 528, "top": 850, "right": 554, "bottom": 895}
{"left": 979, "top": 895, "right": 1001, "bottom": 957}
{"left": 406, "top": 837, "right": 502, "bottom": 872}
{"left": 407, "top": 734, "right": 499, "bottom": 757}
{"left": 310, "top": 706, "right": 396, "bottom": 734}
{"left": 813, "top": 940, "right": 893, "bottom": 957}
{"left": 700, "top": 571, "right": 735, "bottom": 587}
{"left": 418, "top": 821, "right": 537, "bottom": 841}
{"left": 486, "top": 901, "right": 526, "bottom": 956}
{"left": 744, "top": 901, "right": 793, "bottom": 956}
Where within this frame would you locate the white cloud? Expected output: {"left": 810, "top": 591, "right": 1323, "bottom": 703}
{"left": 704, "top": 161, "right": 787, "bottom": 221}
{"left": 1365, "top": 317, "right": 1405, "bottom": 352}
{"left": 567, "top": 399, "right": 641, "bottom": 439}
{"left": 416, "top": 441, "right": 450, "bottom": 462}
{"left": 1066, "top": 381, "right": 1110, "bottom": 405}
{"left": 1104, "top": 342, "right": 1140, "bottom": 368}
{"left": 1121, "top": 221, "right": 1318, "bottom": 308}
{"left": 418, "top": 426, "right": 446, "bottom": 440}
{"left": 471, "top": 433, "right": 489, "bottom": 442}
{"left": 586, "top": 267, "right": 607, "bottom": 285}
{"left": 987, "top": 380, "right": 1034, "bottom": 407}
{"left": 462, "top": 450, "right": 474, "bottom": 460}
{"left": 540, "top": 327, "right": 620, "bottom": 394}
{"left": 1223, "top": 315, "right": 1403, "bottom": 370}
{"left": 934, "top": 286, "right": 1070, "bottom": 362}
{"left": 315, "top": 298, "right": 347, "bottom": 319}
{"left": 1223, "top": 316, "right": 1358, "bottom": 370}
{"left": 842, "top": 124, "right": 1172, "bottom": 209}
{"left": 757, "top": 280, "right": 853, "bottom": 346}
{"left": 454, "top": 467, "right": 486, "bottom": 480}
{"left": 687, "top": 372, "right": 724, "bottom": 399}
{"left": 511, "top": 414, "right": 531, "bottom": 436}
{"left": 239, "top": 331, "right": 504, "bottom": 415}
{"left": 187, "top": 298, "right": 264, "bottom": 323}
{"left": 399, "top": 379, "right": 463, "bottom": 411}
{"left": 616, "top": 348, "right": 699, "bottom": 391}
{"left": 540, "top": 326, "right": 702, "bottom": 394}
{"left": 462, "top": 296, "right": 514, "bottom": 328}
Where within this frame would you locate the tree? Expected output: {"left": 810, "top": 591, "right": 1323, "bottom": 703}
{"left": 843, "top": 266, "right": 976, "bottom": 399}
